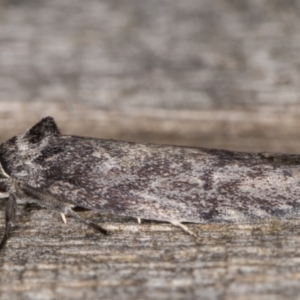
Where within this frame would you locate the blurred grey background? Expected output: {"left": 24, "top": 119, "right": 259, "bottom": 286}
{"left": 1, "top": 0, "right": 300, "bottom": 152}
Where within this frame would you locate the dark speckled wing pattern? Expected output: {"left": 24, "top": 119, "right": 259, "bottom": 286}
{"left": 2, "top": 117, "right": 300, "bottom": 249}
{"left": 13, "top": 133, "right": 300, "bottom": 224}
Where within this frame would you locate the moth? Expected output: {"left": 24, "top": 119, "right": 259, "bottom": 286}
{"left": 0, "top": 116, "right": 300, "bottom": 248}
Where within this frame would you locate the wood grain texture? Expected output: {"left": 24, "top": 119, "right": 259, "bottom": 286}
{"left": 1, "top": 0, "right": 300, "bottom": 299}
{"left": 1, "top": 206, "right": 300, "bottom": 300}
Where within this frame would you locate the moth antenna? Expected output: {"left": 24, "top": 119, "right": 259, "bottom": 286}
{"left": 169, "top": 220, "right": 201, "bottom": 242}
{"left": 0, "top": 194, "right": 17, "bottom": 250}
{"left": 67, "top": 208, "right": 109, "bottom": 235}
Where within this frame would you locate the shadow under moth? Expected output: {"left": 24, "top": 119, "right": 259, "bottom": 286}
{"left": 0, "top": 116, "right": 300, "bottom": 248}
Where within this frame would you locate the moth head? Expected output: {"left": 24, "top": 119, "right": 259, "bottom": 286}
{"left": 21, "top": 116, "right": 60, "bottom": 144}
{"left": 0, "top": 117, "right": 60, "bottom": 175}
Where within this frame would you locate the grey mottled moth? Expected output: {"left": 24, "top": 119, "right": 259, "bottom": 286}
{"left": 0, "top": 116, "right": 300, "bottom": 248}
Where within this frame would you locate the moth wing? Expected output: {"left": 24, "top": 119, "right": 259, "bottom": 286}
{"left": 33, "top": 136, "right": 212, "bottom": 223}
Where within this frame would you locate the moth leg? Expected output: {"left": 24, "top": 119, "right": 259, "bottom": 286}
{"left": 0, "top": 162, "right": 10, "bottom": 178}
{"left": 169, "top": 220, "right": 201, "bottom": 242}
{"left": 137, "top": 218, "right": 141, "bottom": 224}
{"left": 0, "top": 194, "right": 17, "bottom": 249}
{"left": 60, "top": 213, "right": 67, "bottom": 224}
{"left": 67, "top": 208, "right": 109, "bottom": 235}
{"left": 17, "top": 182, "right": 108, "bottom": 235}
{"left": 24, "top": 203, "right": 43, "bottom": 212}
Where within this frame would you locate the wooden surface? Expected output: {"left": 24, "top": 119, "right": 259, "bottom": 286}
{"left": 1, "top": 0, "right": 300, "bottom": 299}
